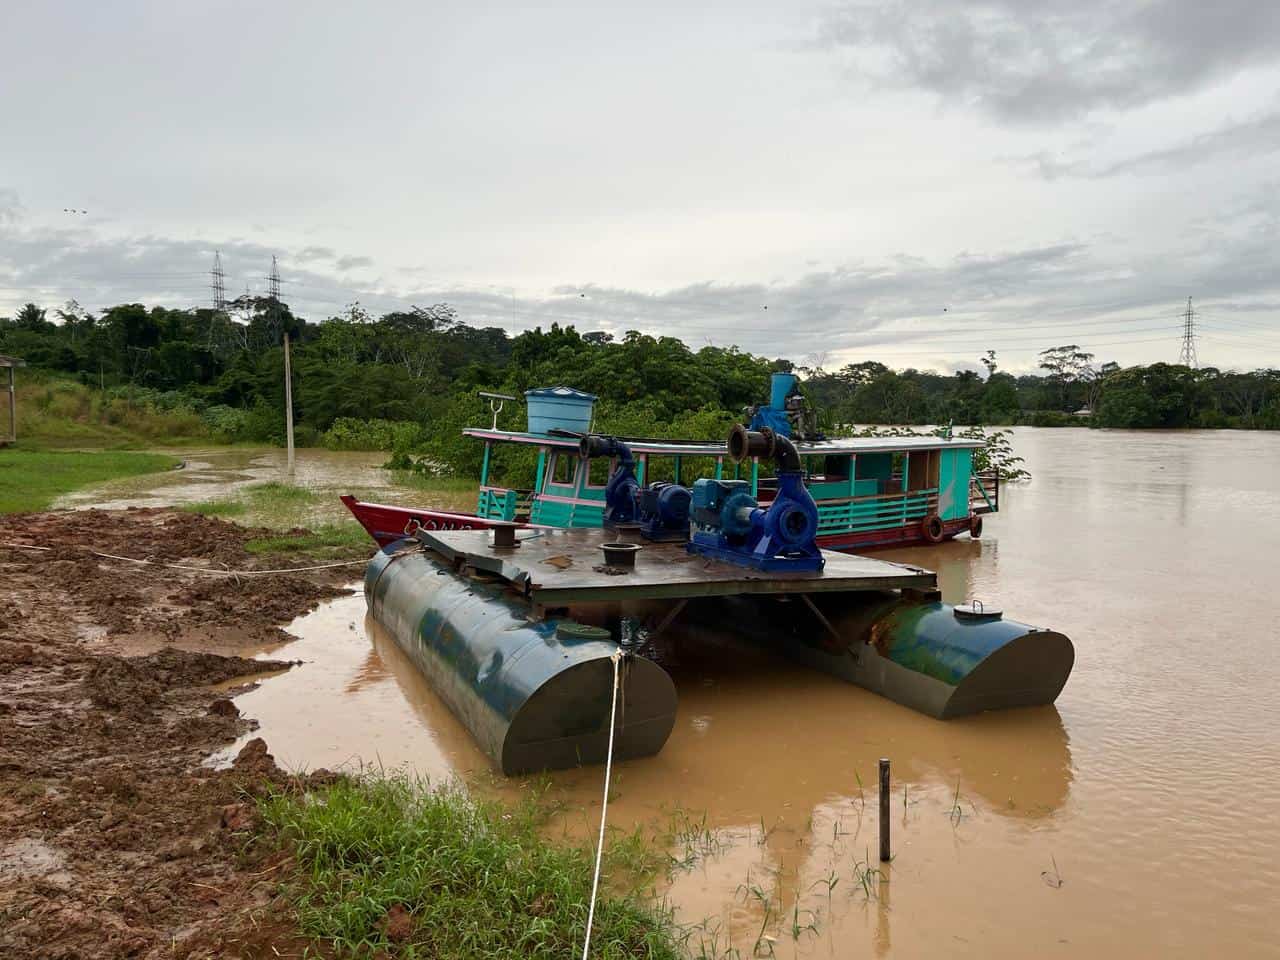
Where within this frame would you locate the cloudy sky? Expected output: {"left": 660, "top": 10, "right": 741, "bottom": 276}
{"left": 2, "top": 0, "right": 1279, "bottom": 373}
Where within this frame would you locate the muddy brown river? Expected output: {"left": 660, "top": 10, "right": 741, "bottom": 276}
{"left": 76, "top": 430, "right": 1280, "bottom": 957}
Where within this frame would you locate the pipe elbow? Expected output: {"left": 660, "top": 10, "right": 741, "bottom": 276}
{"left": 727, "top": 425, "right": 801, "bottom": 473}
{"left": 771, "top": 433, "right": 801, "bottom": 473}
{"left": 579, "top": 434, "right": 633, "bottom": 465}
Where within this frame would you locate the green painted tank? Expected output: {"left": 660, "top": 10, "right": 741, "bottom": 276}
{"left": 689, "top": 592, "right": 1074, "bottom": 719}
{"left": 365, "top": 542, "right": 678, "bottom": 774}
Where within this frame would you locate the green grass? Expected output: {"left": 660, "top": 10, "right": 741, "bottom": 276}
{"left": 179, "top": 484, "right": 370, "bottom": 557}
{"left": 259, "top": 774, "right": 681, "bottom": 959}
{"left": 14, "top": 372, "right": 213, "bottom": 449}
{"left": 245, "top": 523, "right": 370, "bottom": 554}
{"left": 389, "top": 472, "right": 478, "bottom": 512}
{"left": 0, "top": 448, "right": 179, "bottom": 513}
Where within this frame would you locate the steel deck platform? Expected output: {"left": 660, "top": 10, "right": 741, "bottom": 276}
{"left": 416, "top": 526, "right": 936, "bottom": 604}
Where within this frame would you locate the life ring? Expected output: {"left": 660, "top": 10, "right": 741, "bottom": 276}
{"left": 969, "top": 514, "right": 983, "bottom": 539}
{"left": 921, "top": 513, "right": 945, "bottom": 543}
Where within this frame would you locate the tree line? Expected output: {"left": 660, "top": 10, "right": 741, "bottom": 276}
{"left": 3, "top": 301, "right": 1279, "bottom": 449}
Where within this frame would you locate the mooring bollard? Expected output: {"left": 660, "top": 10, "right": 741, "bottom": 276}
{"left": 879, "top": 757, "right": 891, "bottom": 862}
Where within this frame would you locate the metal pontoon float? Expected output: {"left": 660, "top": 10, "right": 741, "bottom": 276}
{"left": 361, "top": 519, "right": 1074, "bottom": 774}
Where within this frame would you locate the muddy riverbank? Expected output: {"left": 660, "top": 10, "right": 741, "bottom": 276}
{"left": 0, "top": 509, "right": 354, "bottom": 959}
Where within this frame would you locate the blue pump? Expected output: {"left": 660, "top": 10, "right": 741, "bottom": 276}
{"left": 687, "top": 425, "right": 824, "bottom": 572}
{"left": 579, "top": 435, "right": 640, "bottom": 527}
{"left": 580, "top": 435, "right": 692, "bottom": 539}
{"left": 637, "top": 482, "right": 692, "bottom": 541}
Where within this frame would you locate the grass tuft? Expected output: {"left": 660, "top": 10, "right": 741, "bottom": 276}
{"left": 245, "top": 523, "right": 370, "bottom": 555}
{"left": 0, "top": 448, "right": 178, "bottom": 513}
{"left": 259, "top": 773, "right": 681, "bottom": 959}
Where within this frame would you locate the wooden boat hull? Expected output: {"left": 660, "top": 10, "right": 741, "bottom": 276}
{"left": 341, "top": 495, "right": 531, "bottom": 548}
{"left": 341, "top": 495, "right": 971, "bottom": 553}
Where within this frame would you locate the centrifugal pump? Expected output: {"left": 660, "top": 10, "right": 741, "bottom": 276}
{"left": 579, "top": 434, "right": 640, "bottom": 527}
{"left": 687, "top": 425, "right": 824, "bottom": 572}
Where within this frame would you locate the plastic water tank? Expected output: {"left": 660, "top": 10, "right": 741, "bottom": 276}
{"left": 525, "top": 386, "right": 597, "bottom": 434}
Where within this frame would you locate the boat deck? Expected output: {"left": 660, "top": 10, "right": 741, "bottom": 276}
{"left": 416, "top": 526, "right": 936, "bottom": 605}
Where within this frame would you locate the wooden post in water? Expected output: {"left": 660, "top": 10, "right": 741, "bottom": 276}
{"left": 283, "top": 332, "right": 295, "bottom": 474}
{"left": 879, "top": 758, "right": 891, "bottom": 862}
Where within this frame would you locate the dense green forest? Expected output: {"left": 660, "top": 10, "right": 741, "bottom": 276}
{"left": 4, "top": 299, "right": 1279, "bottom": 466}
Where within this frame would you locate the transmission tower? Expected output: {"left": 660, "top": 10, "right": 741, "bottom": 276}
{"left": 207, "top": 251, "right": 237, "bottom": 355}
{"left": 269, "top": 255, "right": 281, "bottom": 301}
{"left": 1178, "top": 296, "right": 1198, "bottom": 368}
{"left": 210, "top": 251, "right": 226, "bottom": 312}
{"left": 266, "top": 255, "right": 283, "bottom": 345}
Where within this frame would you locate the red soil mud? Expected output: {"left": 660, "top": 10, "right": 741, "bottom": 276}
{"left": 0, "top": 508, "right": 359, "bottom": 959}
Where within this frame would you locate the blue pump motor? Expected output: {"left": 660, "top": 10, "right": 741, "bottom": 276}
{"left": 637, "top": 481, "right": 692, "bottom": 541}
{"left": 687, "top": 426, "right": 824, "bottom": 572}
{"left": 579, "top": 435, "right": 639, "bottom": 527}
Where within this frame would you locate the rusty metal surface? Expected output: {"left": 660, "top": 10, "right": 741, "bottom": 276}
{"left": 417, "top": 526, "right": 936, "bottom": 604}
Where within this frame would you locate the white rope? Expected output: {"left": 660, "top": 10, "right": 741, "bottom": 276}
{"left": 581, "top": 649, "right": 624, "bottom": 960}
{"left": 0, "top": 541, "right": 367, "bottom": 576}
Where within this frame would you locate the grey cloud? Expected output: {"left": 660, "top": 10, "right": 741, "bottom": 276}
{"left": 3, "top": 205, "right": 1278, "bottom": 372}
{"left": 819, "top": 0, "right": 1280, "bottom": 124}
{"left": 335, "top": 255, "right": 374, "bottom": 271}
{"left": 295, "top": 246, "right": 338, "bottom": 262}
{"left": 1025, "top": 106, "right": 1280, "bottom": 178}
{"left": 0, "top": 188, "right": 22, "bottom": 225}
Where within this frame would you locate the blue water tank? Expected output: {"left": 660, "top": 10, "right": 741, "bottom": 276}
{"left": 770, "top": 372, "right": 798, "bottom": 410}
{"left": 525, "top": 386, "right": 598, "bottom": 435}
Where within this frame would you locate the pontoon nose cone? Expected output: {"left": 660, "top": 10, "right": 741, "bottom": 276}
{"left": 503, "top": 655, "right": 676, "bottom": 774}
{"left": 938, "top": 628, "right": 1074, "bottom": 718}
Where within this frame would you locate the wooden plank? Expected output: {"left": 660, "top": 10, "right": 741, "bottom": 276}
{"left": 417, "top": 526, "right": 936, "bottom": 605}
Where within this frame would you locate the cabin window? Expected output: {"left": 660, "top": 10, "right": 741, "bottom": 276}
{"left": 906, "top": 449, "right": 941, "bottom": 492}
{"left": 549, "top": 452, "right": 577, "bottom": 487}
{"left": 855, "top": 453, "right": 894, "bottom": 492}
{"left": 823, "top": 455, "right": 851, "bottom": 480}
{"left": 586, "top": 456, "right": 611, "bottom": 488}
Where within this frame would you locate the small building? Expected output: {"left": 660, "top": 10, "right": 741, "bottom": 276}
{"left": 0, "top": 354, "right": 25, "bottom": 446}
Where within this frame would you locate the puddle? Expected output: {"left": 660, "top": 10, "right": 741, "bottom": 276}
{"left": 0, "top": 838, "right": 73, "bottom": 890}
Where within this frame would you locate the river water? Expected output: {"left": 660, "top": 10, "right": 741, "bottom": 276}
{"left": 77, "top": 430, "right": 1280, "bottom": 958}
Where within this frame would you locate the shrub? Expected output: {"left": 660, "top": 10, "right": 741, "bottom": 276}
{"left": 321, "top": 417, "right": 428, "bottom": 451}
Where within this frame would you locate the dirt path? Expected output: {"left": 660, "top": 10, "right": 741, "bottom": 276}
{"left": 0, "top": 509, "right": 359, "bottom": 959}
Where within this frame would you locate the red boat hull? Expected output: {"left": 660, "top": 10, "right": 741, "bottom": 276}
{"left": 340, "top": 495, "right": 531, "bottom": 548}
{"left": 341, "top": 495, "right": 973, "bottom": 552}
{"left": 815, "top": 518, "right": 971, "bottom": 552}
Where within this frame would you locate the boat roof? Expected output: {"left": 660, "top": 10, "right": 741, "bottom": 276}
{"left": 462, "top": 428, "right": 984, "bottom": 456}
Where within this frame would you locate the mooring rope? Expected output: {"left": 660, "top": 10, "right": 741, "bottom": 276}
{"left": 0, "top": 541, "right": 367, "bottom": 576}
{"left": 581, "top": 648, "right": 624, "bottom": 960}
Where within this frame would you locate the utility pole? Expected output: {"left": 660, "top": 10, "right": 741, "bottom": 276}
{"left": 283, "top": 330, "right": 295, "bottom": 474}
{"left": 1178, "top": 296, "right": 1198, "bottom": 368}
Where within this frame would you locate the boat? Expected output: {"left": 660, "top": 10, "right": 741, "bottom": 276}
{"left": 348, "top": 418, "right": 1072, "bottom": 775}
{"left": 343, "top": 375, "right": 1000, "bottom": 551}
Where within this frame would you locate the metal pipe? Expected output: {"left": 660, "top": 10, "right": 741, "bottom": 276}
{"left": 728, "top": 425, "right": 802, "bottom": 473}
{"left": 579, "top": 434, "right": 633, "bottom": 466}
